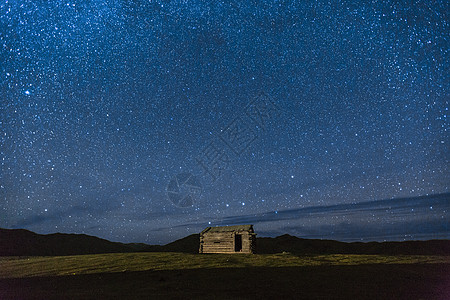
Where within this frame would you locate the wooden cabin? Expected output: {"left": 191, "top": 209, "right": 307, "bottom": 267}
{"left": 199, "top": 225, "right": 256, "bottom": 254}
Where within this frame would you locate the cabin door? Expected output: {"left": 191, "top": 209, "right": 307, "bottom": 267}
{"left": 235, "top": 234, "right": 242, "bottom": 252}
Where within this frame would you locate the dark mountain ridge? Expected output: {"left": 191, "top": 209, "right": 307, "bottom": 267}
{"left": 1, "top": 228, "right": 448, "bottom": 256}
{"left": 256, "top": 234, "right": 450, "bottom": 256}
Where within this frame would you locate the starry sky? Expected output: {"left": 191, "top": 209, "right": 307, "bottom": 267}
{"left": 1, "top": 0, "right": 449, "bottom": 244}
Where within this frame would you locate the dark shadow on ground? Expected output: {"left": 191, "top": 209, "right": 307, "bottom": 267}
{"left": 1, "top": 264, "right": 449, "bottom": 299}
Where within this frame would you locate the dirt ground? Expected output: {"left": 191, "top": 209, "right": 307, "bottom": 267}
{"left": 1, "top": 264, "right": 449, "bottom": 299}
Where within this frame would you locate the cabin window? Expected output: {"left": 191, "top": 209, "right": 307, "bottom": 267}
{"left": 235, "top": 234, "right": 242, "bottom": 252}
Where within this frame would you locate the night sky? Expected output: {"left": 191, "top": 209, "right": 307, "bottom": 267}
{"left": 1, "top": 0, "right": 449, "bottom": 244}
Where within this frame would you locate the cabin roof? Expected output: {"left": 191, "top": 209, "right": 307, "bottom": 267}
{"left": 201, "top": 225, "right": 253, "bottom": 234}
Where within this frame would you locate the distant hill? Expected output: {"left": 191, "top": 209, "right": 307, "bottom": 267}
{"left": 1, "top": 228, "right": 449, "bottom": 256}
{"left": 0, "top": 228, "right": 201, "bottom": 256}
{"left": 256, "top": 234, "right": 450, "bottom": 256}
{"left": 0, "top": 228, "right": 140, "bottom": 256}
{"left": 162, "top": 233, "right": 200, "bottom": 253}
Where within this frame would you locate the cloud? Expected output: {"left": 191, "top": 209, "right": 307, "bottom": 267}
{"left": 12, "top": 205, "right": 91, "bottom": 228}
{"left": 172, "top": 193, "right": 450, "bottom": 241}
{"left": 216, "top": 193, "right": 449, "bottom": 225}
{"left": 10, "top": 193, "right": 450, "bottom": 243}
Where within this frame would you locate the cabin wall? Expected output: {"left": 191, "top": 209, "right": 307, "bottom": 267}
{"left": 240, "top": 232, "right": 254, "bottom": 253}
{"left": 200, "top": 232, "right": 235, "bottom": 253}
{"left": 200, "top": 231, "right": 255, "bottom": 254}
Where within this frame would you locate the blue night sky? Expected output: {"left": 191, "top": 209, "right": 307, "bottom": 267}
{"left": 1, "top": 0, "right": 448, "bottom": 244}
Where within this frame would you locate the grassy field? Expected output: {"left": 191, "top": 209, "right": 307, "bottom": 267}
{"left": 1, "top": 253, "right": 449, "bottom": 299}
{"left": 1, "top": 252, "right": 449, "bottom": 279}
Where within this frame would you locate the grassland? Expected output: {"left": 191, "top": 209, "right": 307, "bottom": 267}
{"left": 1, "top": 252, "right": 449, "bottom": 299}
{"left": 1, "top": 252, "right": 449, "bottom": 279}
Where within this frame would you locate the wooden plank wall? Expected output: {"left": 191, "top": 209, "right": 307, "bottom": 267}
{"left": 201, "top": 232, "right": 234, "bottom": 253}
{"left": 200, "top": 231, "right": 255, "bottom": 254}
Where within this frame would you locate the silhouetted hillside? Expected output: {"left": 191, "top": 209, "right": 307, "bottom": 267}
{"left": 0, "top": 228, "right": 139, "bottom": 256}
{"left": 1, "top": 228, "right": 449, "bottom": 256}
{"left": 163, "top": 234, "right": 200, "bottom": 253}
{"left": 256, "top": 234, "right": 450, "bottom": 256}
{"left": 163, "top": 233, "right": 450, "bottom": 255}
